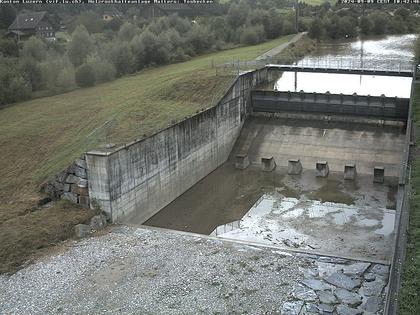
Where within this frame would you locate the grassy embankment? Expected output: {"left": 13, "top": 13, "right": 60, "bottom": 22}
{"left": 0, "top": 34, "right": 294, "bottom": 273}
{"left": 399, "top": 82, "right": 420, "bottom": 315}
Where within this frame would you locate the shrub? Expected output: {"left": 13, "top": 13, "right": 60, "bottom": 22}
{"left": 75, "top": 63, "right": 95, "bottom": 87}
{"left": 67, "top": 25, "right": 94, "bottom": 67}
{"left": 21, "top": 37, "right": 47, "bottom": 62}
{"left": 19, "top": 57, "right": 43, "bottom": 91}
{"left": 118, "top": 22, "right": 139, "bottom": 41}
{"left": 240, "top": 24, "right": 265, "bottom": 45}
{"left": 56, "top": 66, "right": 76, "bottom": 92}
{"left": 0, "top": 38, "right": 19, "bottom": 57}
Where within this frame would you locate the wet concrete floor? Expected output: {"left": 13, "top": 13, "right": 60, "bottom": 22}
{"left": 144, "top": 164, "right": 398, "bottom": 236}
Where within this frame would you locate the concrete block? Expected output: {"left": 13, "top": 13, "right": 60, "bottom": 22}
{"left": 235, "top": 154, "right": 250, "bottom": 170}
{"left": 316, "top": 161, "right": 329, "bottom": 178}
{"left": 261, "top": 156, "right": 276, "bottom": 172}
{"left": 344, "top": 164, "right": 357, "bottom": 180}
{"left": 374, "top": 166, "right": 385, "bottom": 183}
{"left": 288, "top": 159, "right": 302, "bottom": 175}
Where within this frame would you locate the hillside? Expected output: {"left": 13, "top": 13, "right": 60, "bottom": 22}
{"left": 0, "top": 34, "right": 293, "bottom": 273}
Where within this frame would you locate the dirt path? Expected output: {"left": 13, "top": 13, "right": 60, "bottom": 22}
{"left": 255, "top": 32, "right": 307, "bottom": 61}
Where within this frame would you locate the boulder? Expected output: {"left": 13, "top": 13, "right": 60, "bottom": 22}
{"left": 75, "top": 167, "right": 87, "bottom": 179}
{"left": 74, "top": 224, "right": 91, "bottom": 238}
{"left": 62, "top": 192, "right": 78, "bottom": 203}
{"left": 301, "top": 278, "right": 331, "bottom": 291}
{"left": 75, "top": 158, "right": 87, "bottom": 169}
{"left": 335, "top": 288, "right": 362, "bottom": 307}
{"left": 90, "top": 215, "right": 107, "bottom": 231}
{"left": 317, "top": 290, "right": 337, "bottom": 304}
{"left": 292, "top": 285, "right": 317, "bottom": 302}
{"left": 78, "top": 179, "right": 88, "bottom": 188}
{"left": 66, "top": 174, "right": 80, "bottom": 184}
{"left": 336, "top": 305, "right": 362, "bottom": 315}
{"left": 281, "top": 301, "right": 303, "bottom": 315}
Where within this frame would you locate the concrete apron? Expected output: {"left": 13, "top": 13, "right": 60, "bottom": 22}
{"left": 138, "top": 224, "right": 390, "bottom": 266}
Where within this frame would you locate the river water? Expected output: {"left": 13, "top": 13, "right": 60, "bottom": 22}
{"left": 273, "top": 34, "right": 416, "bottom": 98}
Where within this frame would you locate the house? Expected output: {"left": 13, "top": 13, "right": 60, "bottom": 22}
{"left": 7, "top": 11, "right": 55, "bottom": 40}
{"left": 140, "top": 4, "right": 194, "bottom": 19}
{"left": 102, "top": 8, "right": 122, "bottom": 21}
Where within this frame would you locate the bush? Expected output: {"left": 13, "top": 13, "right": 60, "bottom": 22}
{"left": 309, "top": 18, "right": 324, "bottom": 40}
{"left": 22, "top": 37, "right": 47, "bottom": 62}
{"left": 0, "top": 58, "right": 31, "bottom": 105}
{"left": 56, "top": 66, "right": 76, "bottom": 92}
{"left": 75, "top": 63, "right": 95, "bottom": 87}
{"left": 87, "top": 55, "right": 116, "bottom": 83}
{"left": 19, "top": 57, "right": 43, "bottom": 91}
{"left": 107, "top": 41, "right": 136, "bottom": 76}
{"left": 240, "top": 24, "right": 265, "bottom": 45}
{"left": 118, "top": 22, "right": 139, "bottom": 42}
{"left": 0, "top": 38, "right": 18, "bottom": 57}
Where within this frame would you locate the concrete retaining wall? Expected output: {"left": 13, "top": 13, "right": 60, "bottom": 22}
{"left": 252, "top": 90, "right": 409, "bottom": 120}
{"left": 86, "top": 68, "right": 275, "bottom": 222}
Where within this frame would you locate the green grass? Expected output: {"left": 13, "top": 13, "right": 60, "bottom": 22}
{"left": 399, "top": 83, "right": 420, "bottom": 315}
{"left": 0, "top": 34, "right": 293, "bottom": 273}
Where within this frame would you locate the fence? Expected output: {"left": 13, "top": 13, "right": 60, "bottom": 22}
{"left": 214, "top": 56, "right": 414, "bottom": 75}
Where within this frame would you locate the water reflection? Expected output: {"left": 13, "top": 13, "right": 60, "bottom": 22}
{"left": 274, "top": 72, "right": 412, "bottom": 98}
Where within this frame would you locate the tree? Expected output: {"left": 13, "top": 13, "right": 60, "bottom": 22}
{"left": 0, "top": 4, "right": 16, "bottom": 30}
{"left": 369, "top": 11, "right": 389, "bottom": 35}
{"left": 75, "top": 63, "right": 95, "bottom": 87}
{"left": 394, "top": 8, "right": 410, "bottom": 20}
{"left": 240, "top": 24, "right": 265, "bottom": 45}
{"left": 19, "top": 57, "right": 43, "bottom": 91}
{"left": 338, "top": 16, "right": 357, "bottom": 38}
{"left": 21, "top": 37, "right": 47, "bottom": 62}
{"left": 118, "top": 22, "right": 139, "bottom": 42}
{"left": 56, "top": 66, "right": 76, "bottom": 92}
{"left": 359, "top": 16, "right": 372, "bottom": 35}
{"left": 72, "top": 11, "right": 104, "bottom": 34}
{"left": 107, "top": 41, "right": 135, "bottom": 76}
{"left": 309, "top": 18, "right": 324, "bottom": 41}
{"left": 0, "top": 38, "right": 19, "bottom": 57}
{"left": 87, "top": 54, "right": 116, "bottom": 83}
{"left": 227, "top": 2, "right": 249, "bottom": 29}
{"left": 67, "top": 25, "right": 94, "bottom": 66}
{"left": 265, "top": 8, "right": 283, "bottom": 39}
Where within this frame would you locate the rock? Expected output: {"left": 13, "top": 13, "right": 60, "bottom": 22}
{"left": 75, "top": 167, "right": 87, "bottom": 179}
{"left": 62, "top": 192, "right": 78, "bottom": 203}
{"left": 292, "top": 285, "right": 318, "bottom": 302}
{"left": 90, "top": 215, "right": 107, "bottom": 230}
{"left": 37, "top": 197, "right": 52, "bottom": 207}
{"left": 343, "top": 263, "right": 371, "bottom": 276}
{"left": 364, "top": 273, "right": 376, "bottom": 282}
{"left": 304, "top": 268, "right": 319, "bottom": 279}
{"left": 53, "top": 181, "right": 64, "bottom": 191}
{"left": 281, "top": 301, "right": 304, "bottom": 315}
{"left": 66, "top": 174, "right": 80, "bottom": 184}
{"left": 316, "top": 262, "right": 345, "bottom": 278}
{"left": 325, "top": 272, "right": 361, "bottom": 291}
{"left": 363, "top": 296, "right": 382, "bottom": 313}
{"left": 74, "top": 224, "right": 91, "bottom": 238}
{"left": 371, "top": 264, "right": 389, "bottom": 277}
{"left": 63, "top": 183, "right": 70, "bottom": 192}
{"left": 301, "top": 279, "right": 331, "bottom": 291}
{"left": 66, "top": 164, "right": 76, "bottom": 174}
{"left": 79, "top": 195, "right": 90, "bottom": 208}
{"left": 336, "top": 304, "right": 362, "bottom": 315}
{"left": 317, "top": 303, "right": 335, "bottom": 314}
{"left": 317, "top": 290, "right": 337, "bottom": 304}
{"left": 75, "top": 158, "right": 87, "bottom": 169}
{"left": 360, "top": 277, "right": 386, "bottom": 297}
{"left": 302, "top": 303, "right": 319, "bottom": 314}
{"left": 335, "top": 288, "right": 362, "bottom": 307}
{"left": 78, "top": 179, "right": 88, "bottom": 188}
{"left": 55, "top": 171, "right": 67, "bottom": 183}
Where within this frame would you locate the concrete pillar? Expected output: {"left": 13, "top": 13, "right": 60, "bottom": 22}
{"left": 316, "top": 161, "right": 329, "bottom": 178}
{"left": 235, "top": 154, "right": 250, "bottom": 170}
{"left": 288, "top": 159, "right": 302, "bottom": 175}
{"left": 344, "top": 164, "right": 357, "bottom": 180}
{"left": 261, "top": 156, "right": 276, "bottom": 172}
{"left": 374, "top": 166, "right": 385, "bottom": 183}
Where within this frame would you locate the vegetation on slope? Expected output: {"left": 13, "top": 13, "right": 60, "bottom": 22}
{"left": 399, "top": 84, "right": 420, "bottom": 315}
{"left": 0, "top": 34, "right": 293, "bottom": 273}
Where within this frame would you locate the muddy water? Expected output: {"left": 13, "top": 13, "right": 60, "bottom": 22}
{"left": 144, "top": 164, "right": 398, "bottom": 235}
{"left": 272, "top": 34, "right": 416, "bottom": 97}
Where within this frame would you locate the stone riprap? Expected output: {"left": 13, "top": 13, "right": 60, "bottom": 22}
{"left": 281, "top": 258, "right": 389, "bottom": 315}
{"left": 41, "top": 157, "right": 89, "bottom": 208}
{"left": 0, "top": 227, "right": 389, "bottom": 315}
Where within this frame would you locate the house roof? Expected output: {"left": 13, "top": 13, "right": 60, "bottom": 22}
{"left": 9, "top": 11, "right": 47, "bottom": 30}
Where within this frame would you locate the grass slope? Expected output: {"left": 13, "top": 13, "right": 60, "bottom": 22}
{"left": 0, "top": 35, "right": 293, "bottom": 273}
{"left": 399, "top": 83, "right": 420, "bottom": 315}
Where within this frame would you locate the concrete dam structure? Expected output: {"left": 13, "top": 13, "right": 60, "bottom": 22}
{"left": 86, "top": 66, "right": 411, "bottom": 225}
